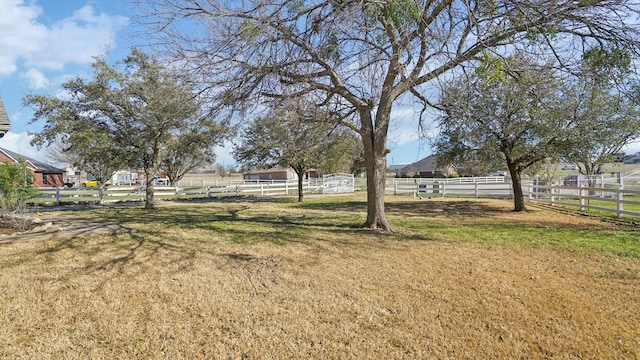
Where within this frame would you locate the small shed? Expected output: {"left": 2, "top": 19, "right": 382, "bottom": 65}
{"left": 0, "top": 147, "right": 66, "bottom": 187}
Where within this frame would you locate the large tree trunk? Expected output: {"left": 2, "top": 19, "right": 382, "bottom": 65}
{"left": 507, "top": 161, "right": 526, "bottom": 212}
{"left": 144, "top": 169, "right": 155, "bottom": 210}
{"left": 294, "top": 166, "right": 305, "bottom": 202}
{"left": 361, "top": 109, "right": 392, "bottom": 231}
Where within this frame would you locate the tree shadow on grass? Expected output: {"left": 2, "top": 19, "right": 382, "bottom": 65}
{"left": 295, "top": 199, "right": 504, "bottom": 218}
{"left": 19, "top": 228, "right": 202, "bottom": 290}
{"left": 8, "top": 219, "right": 420, "bottom": 291}
{"left": 8, "top": 197, "right": 632, "bottom": 283}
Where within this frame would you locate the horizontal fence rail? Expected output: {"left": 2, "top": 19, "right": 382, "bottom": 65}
{"left": 391, "top": 181, "right": 514, "bottom": 198}
{"left": 391, "top": 180, "right": 640, "bottom": 218}
{"left": 29, "top": 177, "right": 640, "bottom": 218}
{"left": 30, "top": 179, "right": 332, "bottom": 205}
{"left": 525, "top": 184, "right": 640, "bottom": 218}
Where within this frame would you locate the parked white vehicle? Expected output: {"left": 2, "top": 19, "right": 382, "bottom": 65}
{"left": 154, "top": 176, "right": 169, "bottom": 186}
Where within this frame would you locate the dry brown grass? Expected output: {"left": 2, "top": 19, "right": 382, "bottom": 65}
{"left": 0, "top": 197, "right": 639, "bottom": 359}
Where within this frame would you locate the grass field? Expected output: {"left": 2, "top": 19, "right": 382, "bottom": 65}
{"left": 1, "top": 194, "right": 639, "bottom": 359}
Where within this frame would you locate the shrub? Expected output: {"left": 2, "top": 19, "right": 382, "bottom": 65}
{"left": 0, "top": 161, "right": 39, "bottom": 229}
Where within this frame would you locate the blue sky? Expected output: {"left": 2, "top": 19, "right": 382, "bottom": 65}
{"left": 2, "top": 1, "right": 637, "bottom": 169}
{"left": 0, "top": 0, "right": 129, "bottom": 162}
{"left": 0, "top": 0, "right": 436, "bottom": 168}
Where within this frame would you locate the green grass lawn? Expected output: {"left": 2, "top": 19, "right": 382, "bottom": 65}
{"left": 83, "top": 194, "right": 639, "bottom": 259}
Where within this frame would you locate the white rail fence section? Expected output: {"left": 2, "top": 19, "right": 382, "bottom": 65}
{"left": 322, "top": 173, "right": 355, "bottom": 194}
{"left": 390, "top": 180, "right": 640, "bottom": 218}
{"left": 30, "top": 175, "right": 639, "bottom": 218}
{"left": 31, "top": 174, "right": 354, "bottom": 205}
{"left": 526, "top": 184, "right": 640, "bottom": 218}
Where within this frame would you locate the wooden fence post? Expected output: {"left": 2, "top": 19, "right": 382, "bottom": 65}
{"left": 617, "top": 188, "right": 624, "bottom": 218}
{"left": 55, "top": 188, "right": 61, "bottom": 206}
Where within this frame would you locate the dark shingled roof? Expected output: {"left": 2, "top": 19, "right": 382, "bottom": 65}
{"left": 0, "top": 96, "right": 11, "bottom": 132}
{"left": 0, "top": 147, "right": 65, "bottom": 173}
{"left": 400, "top": 154, "right": 440, "bottom": 172}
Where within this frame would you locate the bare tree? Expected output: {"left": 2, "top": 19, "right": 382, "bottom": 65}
{"left": 135, "top": 0, "right": 640, "bottom": 230}
{"left": 215, "top": 164, "right": 231, "bottom": 181}
{"left": 45, "top": 139, "right": 78, "bottom": 166}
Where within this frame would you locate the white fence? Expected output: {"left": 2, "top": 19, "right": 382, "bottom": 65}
{"left": 175, "top": 175, "right": 507, "bottom": 190}
{"left": 526, "top": 184, "right": 640, "bottom": 218}
{"left": 391, "top": 181, "right": 640, "bottom": 218}
{"left": 32, "top": 182, "right": 321, "bottom": 205}
{"left": 388, "top": 176, "right": 506, "bottom": 186}
{"left": 30, "top": 175, "right": 350, "bottom": 205}
{"left": 552, "top": 171, "right": 640, "bottom": 189}
{"left": 30, "top": 176, "right": 640, "bottom": 218}
{"left": 322, "top": 173, "right": 355, "bottom": 194}
{"left": 391, "top": 180, "right": 513, "bottom": 198}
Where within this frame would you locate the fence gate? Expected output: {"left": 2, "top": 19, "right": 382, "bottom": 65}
{"left": 322, "top": 173, "right": 355, "bottom": 194}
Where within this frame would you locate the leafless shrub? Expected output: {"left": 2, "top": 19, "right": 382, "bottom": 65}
{"left": 1, "top": 195, "right": 36, "bottom": 231}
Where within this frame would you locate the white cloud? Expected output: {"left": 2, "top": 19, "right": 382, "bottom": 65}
{"left": 20, "top": 68, "right": 49, "bottom": 88}
{"left": 0, "top": 0, "right": 46, "bottom": 75}
{"left": 25, "top": 5, "right": 129, "bottom": 70}
{"left": 0, "top": 1, "right": 128, "bottom": 76}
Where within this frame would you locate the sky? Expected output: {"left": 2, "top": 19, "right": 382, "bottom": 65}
{"left": 1, "top": 0, "right": 638, "bottom": 170}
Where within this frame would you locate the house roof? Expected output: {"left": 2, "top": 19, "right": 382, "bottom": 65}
{"left": 400, "top": 154, "right": 441, "bottom": 172}
{"left": 244, "top": 167, "right": 293, "bottom": 175}
{"left": 0, "top": 96, "right": 10, "bottom": 132}
{"left": 0, "top": 147, "right": 65, "bottom": 173}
